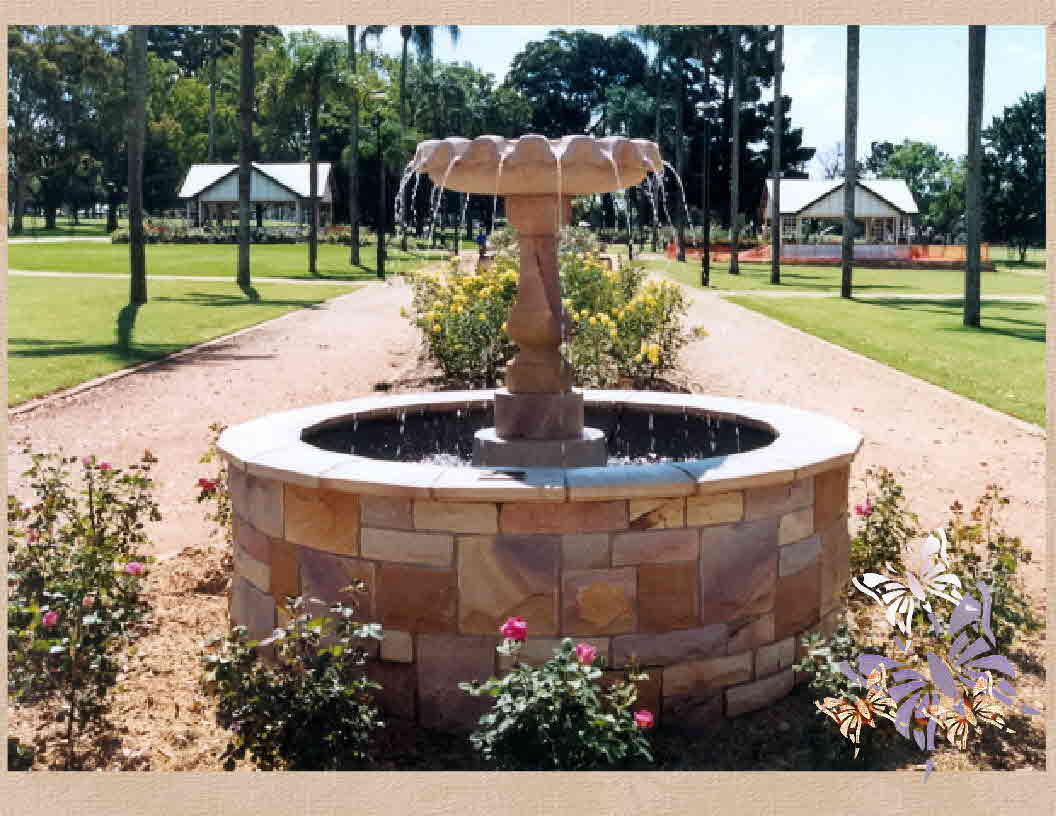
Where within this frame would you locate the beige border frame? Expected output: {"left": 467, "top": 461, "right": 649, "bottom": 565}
{"left": 0, "top": 7, "right": 1053, "bottom": 814}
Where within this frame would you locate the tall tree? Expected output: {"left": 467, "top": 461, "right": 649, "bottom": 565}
{"left": 347, "top": 25, "right": 362, "bottom": 265}
{"left": 238, "top": 26, "right": 255, "bottom": 293}
{"left": 840, "top": 25, "right": 859, "bottom": 299}
{"left": 728, "top": 26, "right": 742, "bottom": 275}
{"left": 362, "top": 25, "right": 460, "bottom": 249}
{"left": 770, "top": 25, "right": 783, "bottom": 285}
{"left": 981, "top": 90, "right": 1044, "bottom": 262}
{"left": 127, "top": 25, "right": 149, "bottom": 304}
{"left": 287, "top": 36, "right": 343, "bottom": 277}
{"left": 964, "top": 25, "right": 986, "bottom": 327}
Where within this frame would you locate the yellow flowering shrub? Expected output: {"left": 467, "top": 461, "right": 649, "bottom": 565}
{"left": 406, "top": 253, "right": 690, "bottom": 388}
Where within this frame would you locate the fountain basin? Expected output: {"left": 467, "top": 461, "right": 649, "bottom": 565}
{"left": 218, "top": 390, "right": 861, "bottom": 732}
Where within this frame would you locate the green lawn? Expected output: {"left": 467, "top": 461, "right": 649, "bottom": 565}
{"left": 7, "top": 241, "right": 444, "bottom": 281}
{"left": 726, "top": 295, "right": 1045, "bottom": 426}
{"left": 646, "top": 257, "right": 1045, "bottom": 296}
{"left": 8, "top": 275, "right": 361, "bottom": 406}
{"left": 9, "top": 216, "right": 121, "bottom": 237}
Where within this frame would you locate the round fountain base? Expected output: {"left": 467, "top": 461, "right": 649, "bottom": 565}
{"left": 473, "top": 427, "right": 607, "bottom": 468}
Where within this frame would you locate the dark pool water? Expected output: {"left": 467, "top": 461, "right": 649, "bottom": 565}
{"left": 303, "top": 404, "right": 776, "bottom": 467}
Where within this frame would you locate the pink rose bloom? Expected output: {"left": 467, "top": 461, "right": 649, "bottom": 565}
{"left": 633, "top": 710, "right": 654, "bottom": 729}
{"left": 124, "top": 561, "right": 145, "bottom": 576}
{"left": 499, "top": 616, "right": 527, "bottom": 641}
{"left": 854, "top": 501, "right": 874, "bottom": 517}
{"left": 82, "top": 456, "right": 93, "bottom": 466}
{"left": 574, "top": 642, "right": 598, "bottom": 665}
{"left": 99, "top": 463, "right": 112, "bottom": 471}
{"left": 82, "top": 595, "right": 96, "bottom": 608}
{"left": 41, "top": 610, "right": 60, "bottom": 627}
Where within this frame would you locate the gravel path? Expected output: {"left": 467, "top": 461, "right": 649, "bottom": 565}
{"left": 8, "top": 279, "right": 422, "bottom": 558}
{"left": 8, "top": 271, "right": 1046, "bottom": 615}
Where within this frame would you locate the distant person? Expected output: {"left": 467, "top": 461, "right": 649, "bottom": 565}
{"left": 476, "top": 230, "right": 487, "bottom": 259}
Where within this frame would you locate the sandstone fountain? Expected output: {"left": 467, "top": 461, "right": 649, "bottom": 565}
{"left": 217, "top": 134, "right": 862, "bottom": 733}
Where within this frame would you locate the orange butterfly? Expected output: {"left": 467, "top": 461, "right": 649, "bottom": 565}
{"left": 816, "top": 672, "right": 897, "bottom": 759}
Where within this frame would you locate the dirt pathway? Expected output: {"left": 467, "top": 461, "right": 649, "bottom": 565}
{"left": 8, "top": 280, "right": 422, "bottom": 557}
{"left": 674, "top": 281, "right": 1047, "bottom": 609}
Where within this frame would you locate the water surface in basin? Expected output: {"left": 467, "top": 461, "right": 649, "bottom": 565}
{"left": 303, "top": 403, "right": 776, "bottom": 467}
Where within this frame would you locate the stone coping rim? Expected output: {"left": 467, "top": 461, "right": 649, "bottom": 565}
{"left": 216, "top": 389, "right": 863, "bottom": 500}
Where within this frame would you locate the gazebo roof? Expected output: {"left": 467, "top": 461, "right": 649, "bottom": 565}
{"left": 178, "top": 162, "right": 333, "bottom": 200}
{"left": 764, "top": 178, "right": 919, "bottom": 215}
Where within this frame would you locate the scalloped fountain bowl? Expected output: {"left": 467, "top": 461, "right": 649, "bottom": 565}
{"left": 217, "top": 389, "right": 861, "bottom": 732}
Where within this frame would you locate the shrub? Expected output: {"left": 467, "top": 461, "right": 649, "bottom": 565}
{"left": 406, "top": 253, "right": 689, "bottom": 388}
{"left": 559, "top": 224, "right": 600, "bottom": 256}
{"left": 201, "top": 593, "right": 384, "bottom": 771}
{"left": 460, "top": 624, "right": 654, "bottom": 771}
{"left": 7, "top": 450, "right": 159, "bottom": 768}
{"left": 488, "top": 226, "right": 519, "bottom": 257}
{"left": 849, "top": 467, "right": 919, "bottom": 578}
{"left": 196, "top": 422, "right": 232, "bottom": 549}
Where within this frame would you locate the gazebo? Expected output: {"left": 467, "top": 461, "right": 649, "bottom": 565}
{"left": 177, "top": 162, "right": 333, "bottom": 229}
{"left": 759, "top": 178, "right": 918, "bottom": 256}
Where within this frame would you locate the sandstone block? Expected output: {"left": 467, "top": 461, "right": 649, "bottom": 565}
{"left": 562, "top": 568, "right": 637, "bottom": 635}
{"left": 755, "top": 636, "right": 796, "bottom": 678}
{"left": 497, "top": 636, "right": 609, "bottom": 671}
{"left": 611, "top": 528, "right": 698, "bottom": 566}
{"left": 561, "top": 533, "right": 610, "bottom": 570}
{"left": 814, "top": 466, "right": 850, "bottom": 529}
{"left": 366, "top": 660, "right": 417, "bottom": 721}
{"left": 725, "top": 668, "right": 795, "bottom": 717}
{"left": 237, "top": 471, "right": 284, "bottom": 539}
{"left": 234, "top": 541, "right": 270, "bottom": 593}
{"left": 779, "top": 534, "right": 821, "bottom": 577}
{"left": 269, "top": 537, "right": 300, "bottom": 603}
{"left": 376, "top": 564, "right": 457, "bottom": 633}
{"left": 638, "top": 562, "right": 700, "bottom": 631}
{"left": 612, "top": 625, "right": 727, "bottom": 668}
{"left": 778, "top": 507, "right": 814, "bottom": 547}
{"left": 685, "top": 492, "right": 744, "bottom": 527}
{"left": 819, "top": 515, "right": 851, "bottom": 615}
{"left": 229, "top": 575, "right": 276, "bottom": 642}
{"left": 501, "top": 501, "right": 627, "bottom": 535}
{"left": 457, "top": 534, "right": 559, "bottom": 635}
{"left": 629, "top": 498, "right": 685, "bottom": 530}
{"left": 414, "top": 500, "right": 498, "bottom": 534}
{"left": 380, "top": 629, "right": 414, "bottom": 663}
{"left": 774, "top": 562, "right": 821, "bottom": 640}
{"left": 417, "top": 633, "right": 498, "bottom": 731}
{"left": 232, "top": 514, "right": 270, "bottom": 563}
{"left": 361, "top": 527, "right": 454, "bottom": 567}
{"left": 284, "top": 484, "right": 360, "bottom": 554}
{"left": 744, "top": 478, "right": 814, "bottom": 521}
{"left": 663, "top": 652, "right": 752, "bottom": 697}
{"left": 361, "top": 495, "right": 414, "bottom": 530}
{"left": 299, "top": 548, "right": 376, "bottom": 617}
{"left": 699, "top": 519, "right": 779, "bottom": 623}
{"left": 727, "top": 614, "right": 775, "bottom": 654}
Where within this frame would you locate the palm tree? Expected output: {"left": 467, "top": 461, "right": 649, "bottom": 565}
{"left": 770, "top": 25, "right": 784, "bottom": 285}
{"left": 204, "top": 27, "right": 238, "bottom": 161}
{"left": 287, "top": 37, "right": 343, "bottom": 277}
{"left": 347, "top": 26, "right": 361, "bottom": 265}
{"left": 964, "top": 26, "right": 986, "bottom": 327}
{"left": 127, "top": 25, "right": 148, "bottom": 305}
{"left": 728, "top": 25, "right": 742, "bottom": 275}
{"left": 361, "top": 25, "right": 460, "bottom": 250}
{"left": 841, "top": 25, "right": 860, "bottom": 299}
{"left": 631, "top": 26, "right": 667, "bottom": 252}
{"left": 238, "top": 26, "right": 256, "bottom": 294}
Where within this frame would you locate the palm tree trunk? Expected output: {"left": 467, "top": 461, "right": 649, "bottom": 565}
{"left": 651, "top": 43, "right": 665, "bottom": 254}
{"left": 675, "top": 59, "right": 686, "bottom": 263}
{"left": 309, "top": 75, "right": 320, "bottom": 277}
{"left": 127, "top": 25, "right": 148, "bottom": 305}
{"left": 701, "top": 113, "right": 711, "bottom": 286}
{"left": 729, "top": 26, "right": 741, "bottom": 275}
{"left": 208, "top": 28, "right": 218, "bottom": 161}
{"left": 770, "top": 25, "right": 783, "bottom": 285}
{"left": 13, "top": 175, "right": 26, "bottom": 235}
{"left": 238, "top": 25, "right": 255, "bottom": 292}
{"left": 348, "top": 26, "right": 361, "bottom": 265}
{"left": 399, "top": 31, "right": 411, "bottom": 252}
{"left": 841, "top": 25, "right": 859, "bottom": 299}
{"left": 964, "top": 25, "right": 985, "bottom": 327}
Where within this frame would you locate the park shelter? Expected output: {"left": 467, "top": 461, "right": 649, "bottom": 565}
{"left": 759, "top": 178, "right": 918, "bottom": 259}
{"left": 177, "top": 162, "right": 333, "bottom": 227}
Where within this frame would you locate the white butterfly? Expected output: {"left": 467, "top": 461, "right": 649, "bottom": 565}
{"left": 852, "top": 529, "right": 963, "bottom": 637}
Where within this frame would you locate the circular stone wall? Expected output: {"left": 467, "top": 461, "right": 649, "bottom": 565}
{"left": 218, "top": 390, "right": 862, "bottom": 732}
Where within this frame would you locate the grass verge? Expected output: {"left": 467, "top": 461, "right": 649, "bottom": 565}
{"left": 725, "top": 295, "right": 1045, "bottom": 426}
{"left": 9, "top": 275, "right": 361, "bottom": 406}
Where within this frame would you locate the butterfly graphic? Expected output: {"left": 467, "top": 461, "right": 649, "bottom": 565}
{"left": 815, "top": 667, "right": 897, "bottom": 758}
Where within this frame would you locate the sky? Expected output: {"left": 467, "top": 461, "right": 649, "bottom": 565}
{"left": 285, "top": 25, "right": 1045, "bottom": 179}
